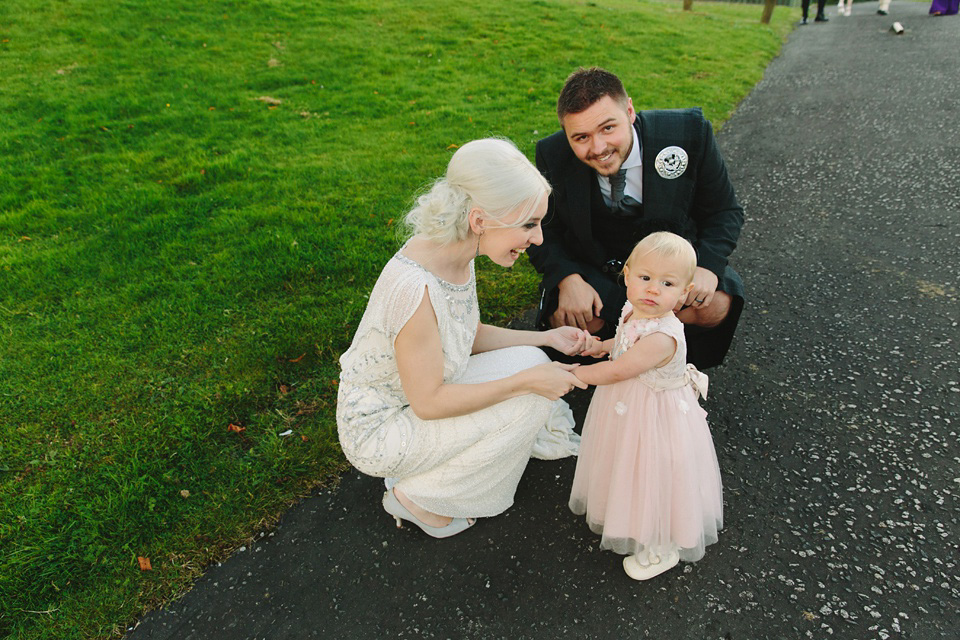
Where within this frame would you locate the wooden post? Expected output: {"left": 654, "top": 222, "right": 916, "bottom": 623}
{"left": 761, "top": 0, "right": 776, "bottom": 23}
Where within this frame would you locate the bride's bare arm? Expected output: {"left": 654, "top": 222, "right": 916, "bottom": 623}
{"left": 395, "top": 291, "right": 584, "bottom": 420}
{"left": 472, "top": 322, "right": 588, "bottom": 356}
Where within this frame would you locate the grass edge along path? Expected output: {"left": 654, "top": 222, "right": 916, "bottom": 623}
{"left": 0, "top": 1, "right": 795, "bottom": 637}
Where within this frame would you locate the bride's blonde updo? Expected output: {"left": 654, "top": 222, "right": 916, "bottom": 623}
{"left": 404, "top": 138, "right": 551, "bottom": 245}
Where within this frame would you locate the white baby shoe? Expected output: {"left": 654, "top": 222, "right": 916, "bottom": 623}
{"left": 623, "top": 547, "right": 680, "bottom": 580}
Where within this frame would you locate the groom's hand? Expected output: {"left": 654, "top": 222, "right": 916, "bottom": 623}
{"left": 552, "top": 273, "right": 603, "bottom": 331}
{"left": 678, "top": 267, "right": 719, "bottom": 311}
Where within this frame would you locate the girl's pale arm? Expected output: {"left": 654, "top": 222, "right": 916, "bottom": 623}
{"left": 396, "top": 292, "right": 585, "bottom": 420}
{"left": 472, "top": 322, "right": 588, "bottom": 356}
{"left": 574, "top": 332, "right": 677, "bottom": 386}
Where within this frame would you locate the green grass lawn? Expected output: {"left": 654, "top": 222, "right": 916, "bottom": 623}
{"left": 0, "top": 0, "right": 795, "bottom": 637}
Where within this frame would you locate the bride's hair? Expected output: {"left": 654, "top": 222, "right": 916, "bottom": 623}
{"left": 404, "top": 138, "right": 551, "bottom": 245}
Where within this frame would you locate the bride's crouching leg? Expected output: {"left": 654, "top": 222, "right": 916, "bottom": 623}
{"left": 398, "top": 346, "right": 568, "bottom": 519}
{"left": 347, "top": 347, "right": 576, "bottom": 521}
{"left": 398, "top": 392, "right": 554, "bottom": 519}
{"left": 457, "top": 346, "right": 551, "bottom": 384}
{"left": 457, "top": 346, "right": 580, "bottom": 460}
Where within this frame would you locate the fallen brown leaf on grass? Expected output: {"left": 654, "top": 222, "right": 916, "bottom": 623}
{"left": 137, "top": 557, "right": 152, "bottom": 571}
{"left": 289, "top": 353, "right": 306, "bottom": 363}
{"left": 227, "top": 423, "right": 246, "bottom": 433}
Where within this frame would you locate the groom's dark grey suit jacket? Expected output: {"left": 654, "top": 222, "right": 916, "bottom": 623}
{"left": 528, "top": 108, "right": 744, "bottom": 367}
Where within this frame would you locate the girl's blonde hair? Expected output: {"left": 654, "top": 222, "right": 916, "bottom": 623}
{"left": 404, "top": 138, "right": 551, "bottom": 244}
{"left": 625, "top": 232, "right": 697, "bottom": 285}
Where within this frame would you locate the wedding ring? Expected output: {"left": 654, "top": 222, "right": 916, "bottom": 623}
{"left": 695, "top": 298, "right": 705, "bottom": 303}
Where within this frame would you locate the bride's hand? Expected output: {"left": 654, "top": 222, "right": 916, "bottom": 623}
{"left": 523, "top": 362, "right": 588, "bottom": 400}
{"left": 544, "top": 326, "right": 589, "bottom": 356}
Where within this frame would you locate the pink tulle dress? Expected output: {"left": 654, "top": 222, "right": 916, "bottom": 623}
{"left": 569, "top": 303, "right": 723, "bottom": 562}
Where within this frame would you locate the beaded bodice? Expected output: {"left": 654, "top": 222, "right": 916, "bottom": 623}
{"left": 336, "top": 251, "right": 480, "bottom": 455}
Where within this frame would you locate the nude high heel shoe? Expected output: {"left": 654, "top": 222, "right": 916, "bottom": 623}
{"left": 382, "top": 489, "right": 475, "bottom": 538}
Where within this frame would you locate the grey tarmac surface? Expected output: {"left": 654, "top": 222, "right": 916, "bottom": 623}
{"left": 127, "top": 4, "right": 959, "bottom": 639}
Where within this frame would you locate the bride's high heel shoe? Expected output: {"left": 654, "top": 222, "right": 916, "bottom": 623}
{"left": 381, "top": 489, "right": 475, "bottom": 539}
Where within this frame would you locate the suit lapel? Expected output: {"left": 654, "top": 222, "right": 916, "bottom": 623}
{"left": 638, "top": 113, "right": 662, "bottom": 218}
{"left": 561, "top": 149, "right": 594, "bottom": 240}
{"left": 638, "top": 111, "right": 689, "bottom": 222}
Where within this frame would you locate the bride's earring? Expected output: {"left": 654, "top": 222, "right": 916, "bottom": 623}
{"left": 471, "top": 211, "right": 485, "bottom": 258}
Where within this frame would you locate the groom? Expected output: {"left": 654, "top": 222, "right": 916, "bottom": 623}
{"left": 527, "top": 67, "right": 744, "bottom": 369}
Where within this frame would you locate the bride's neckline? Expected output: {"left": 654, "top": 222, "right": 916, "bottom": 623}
{"left": 394, "top": 247, "right": 474, "bottom": 289}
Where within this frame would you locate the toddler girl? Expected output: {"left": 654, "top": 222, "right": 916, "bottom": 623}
{"left": 569, "top": 232, "right": 723, "bottom": 580}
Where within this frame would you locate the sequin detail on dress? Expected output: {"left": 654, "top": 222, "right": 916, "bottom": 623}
{"left": 337, "top": 249, "right": 579, "bottom": 518}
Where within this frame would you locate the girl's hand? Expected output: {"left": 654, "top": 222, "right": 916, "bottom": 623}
{"left": 544, "top": 326, "right": 589, "bottom": 356}
{"left": 579, "top": 335, "right": 608, "bottom": 358}
{"left": 523, "top": 362, "right": 587, "bottom": 400}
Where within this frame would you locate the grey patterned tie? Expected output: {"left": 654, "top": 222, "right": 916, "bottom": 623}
{"left": 609, "top": 168, "right": 628, "bottom": 213}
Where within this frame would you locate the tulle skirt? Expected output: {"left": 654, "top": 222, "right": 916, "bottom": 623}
{"left": 569, "top": 378, "right": 723, "bottom": 562}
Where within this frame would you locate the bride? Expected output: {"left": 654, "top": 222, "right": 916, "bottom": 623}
{"left": 337, "top": 138, "right": 589, "bottom": 538}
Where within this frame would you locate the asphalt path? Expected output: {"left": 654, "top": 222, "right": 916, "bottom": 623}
{"left": 127, "top": 3, "right": 959, "bottom": 638}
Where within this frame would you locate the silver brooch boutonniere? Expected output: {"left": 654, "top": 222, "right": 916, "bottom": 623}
{"left": 654, "top": 146, "right": 688, "bottom": 180}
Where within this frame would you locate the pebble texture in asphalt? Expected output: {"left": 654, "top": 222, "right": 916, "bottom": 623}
{"left": 128, "top": 4, "right": 958, "bottom": 638}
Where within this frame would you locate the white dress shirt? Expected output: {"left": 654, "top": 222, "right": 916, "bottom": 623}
{"left": 598, "top": 124, "right": 643, "bottom": 204}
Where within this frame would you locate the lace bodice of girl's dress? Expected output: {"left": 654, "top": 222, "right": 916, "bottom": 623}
{"left": 612, "top": 304, "right": 699, "bottom": 390}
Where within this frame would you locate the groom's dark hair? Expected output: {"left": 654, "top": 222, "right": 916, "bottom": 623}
{"left": 557, "top": 67, "right": 629, "bottom": 122}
